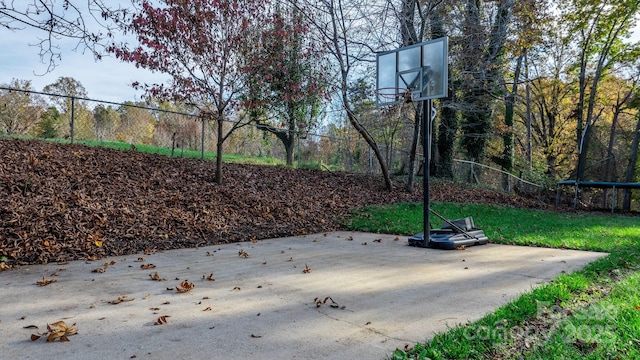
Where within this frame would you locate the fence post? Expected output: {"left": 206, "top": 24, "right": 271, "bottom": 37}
{"left": 70, "top": 97, "right": 75, "bottom": 144}
{"left": 297, "top": 132, "right": 300, "bottom": 168}
{"left": 201, "top": 117, "right": 205, "bottom": 160}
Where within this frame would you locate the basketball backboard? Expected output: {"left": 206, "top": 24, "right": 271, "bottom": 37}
{"left": 376, "top": 37, "right": 448, "bottom": 106}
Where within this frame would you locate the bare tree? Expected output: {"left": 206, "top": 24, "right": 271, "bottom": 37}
{"left": 295, "top": 0, "right": 397, "bottom": 190}
{"left": 566, "top": 0, "right": 640, "bottom": 182}
{"left": 0, "top": 1, "right": 130, "bottom": 72}
{"left": 623, "top": 92, "right": 640, "bottom": 210}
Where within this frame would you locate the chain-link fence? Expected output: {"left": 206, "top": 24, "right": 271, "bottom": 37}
{"left": 1, "top": 85, "right": 547, "bottom": 197}
{"left": 452, "top": 159, "right": 544, "bottom": 194}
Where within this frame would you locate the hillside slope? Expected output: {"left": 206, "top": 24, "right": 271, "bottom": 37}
{"left": 0, "top": 139, "right": 550, "bottom": 265}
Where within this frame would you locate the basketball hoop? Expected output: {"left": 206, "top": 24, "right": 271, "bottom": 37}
{"left": 375, "top": 87, "right": 409, "bottom": 122}
{"left": 374, "top": 87, "right": 412, "bottom": 105}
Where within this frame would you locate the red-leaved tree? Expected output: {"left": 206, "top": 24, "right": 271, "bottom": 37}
{"left": 109, "top": 0, "right": 269, "bottom": 184}
{"left": 245, "top": 4, "right": 329, "bottom": 166}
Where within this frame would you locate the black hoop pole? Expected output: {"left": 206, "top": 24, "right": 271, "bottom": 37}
{"left": 422, "top": 98, "right": 432, "bottom": 247}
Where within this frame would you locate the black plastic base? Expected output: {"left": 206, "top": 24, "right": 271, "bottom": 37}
{"left": 408, "top": 229, "right": 489, "bottom": 250}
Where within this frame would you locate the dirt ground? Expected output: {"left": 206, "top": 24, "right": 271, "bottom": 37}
{"left": 0, "top": 138, "right": 551, "bottom": 266}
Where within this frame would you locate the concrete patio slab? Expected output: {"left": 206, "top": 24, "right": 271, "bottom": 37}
{"left": 0, "top": 231, "right": 607, "bottom": 359}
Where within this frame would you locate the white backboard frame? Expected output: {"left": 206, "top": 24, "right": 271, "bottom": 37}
{"left": 376, "top": 37, "right": 448, "bottom": 106}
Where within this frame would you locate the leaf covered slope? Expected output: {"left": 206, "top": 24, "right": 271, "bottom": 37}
{"left": 0, "top": 139, "right": 546, "bottom": 265}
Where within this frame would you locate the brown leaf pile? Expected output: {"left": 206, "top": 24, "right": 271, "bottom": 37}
{"left": 0, "top": 139, "right": 551, "bottom": 266}
{"left": 30, "top": 320, "right": 77, "bottom": 342}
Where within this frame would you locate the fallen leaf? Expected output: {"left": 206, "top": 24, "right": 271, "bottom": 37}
{"left": 176, "top": 280, "right": 195, "bottom": 293}
{"left": 362, "top": 242, "right": 367, "bottom": 245}
{"left": 44, "top": 320, "right": 77, "bottom": 342}
{"left": 135, "top": 257, "right": 145, "bottom": 262}
{"left": 251, "top": 334, "right": 262, "bottom": 338}
{"left": 203, "top": 273, "right": 215, "bottom": 281}
{"left": 203, "top": 307, "right": 212, "bottom": 311}
{"left": 109, "top": 295, "right": 135, "bottom": 304}
{"left": 140, "top": 264, "right": 156, "bottom": 269}
{"left": 23, "top": 325, "right": 39, "bottom": 329}
{"left": 373, "top": 239, "right": 382, "bottom": 243}
{"left": 238, "top": 250, "right": 249, "bottom": 258}
{"left": 314, "top": 296, "right": 343, "bottom": 309}
{"left": 30, "top": 334, "right": 41, "bottom": 341}
{"left": 233, "top": 286, "right": 241, "bottom": 291}
{"left": 149, "top": 272, "right": 166, "bottom": 281}
{"left": 36, "top": 276, "right": 57, "bottom": 286}
{"left": 154, "top": 315, "right": 170, "bottom": 325}
{"left": 302, "top": 264, "right": 312, "bottom": 274}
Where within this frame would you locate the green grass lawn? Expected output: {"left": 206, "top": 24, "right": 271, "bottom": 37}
{"left": 344, "top": 202, "right": 640, "bottom": 359}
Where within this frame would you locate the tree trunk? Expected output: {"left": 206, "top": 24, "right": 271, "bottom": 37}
{"left": 501, "top": 52, "right": 523, "bottom": 191}
{"left": 215, "top": 117, "right": 223, "bottom": 184}
{"left": 436, "top": 102, "right": 456, "bottom": 178}
{"left": 406, "top": 105, "right": 421, "bottom": 192}
{"left": 430, "top": 3, "right": 456, "bottom": 179}
{"left": 322, "top": 0, "right": 393, "bottom": 190}
{"left": 286, "top": 140, "right": 295, "bottom": 166}
{"left": 602, "top": 90, "right": 630, "bottom": 207}
{"left": 623, "top": 112, "right": 640, "bottom": 211}
{"left": 575, "top": 10, "right": 630, "bottom": 182}
{"left": 459, "top": 0, "right": 514, "bottom": 164}
{"left": 399, "top": 0, "right": 420, "bottom": 192}
{"left": 344, "top": 102, "right": 393, "bottom": 190}
{"left": 524, "top": 50, "right": 532, "bottom": 170}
